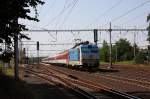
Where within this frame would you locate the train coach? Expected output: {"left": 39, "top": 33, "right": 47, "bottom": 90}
{"left": 42, "top": 41, "right": 100, "bottom": 69}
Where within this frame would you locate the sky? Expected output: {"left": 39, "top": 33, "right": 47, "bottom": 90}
{"left": 20, "top": 0, "right": 150, "bottom": 57}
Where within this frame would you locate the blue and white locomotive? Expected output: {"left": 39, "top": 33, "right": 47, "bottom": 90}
{"left": 42, "top": 41, "right": 100, "bottom": 69}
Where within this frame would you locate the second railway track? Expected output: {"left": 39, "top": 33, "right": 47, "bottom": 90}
{"left": 94, "top": 73, "right": 150, "bottom": 90}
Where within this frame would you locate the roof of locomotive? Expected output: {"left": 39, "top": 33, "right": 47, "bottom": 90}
{"left": 72, "top": 41, "right": 97, "bottom": 49}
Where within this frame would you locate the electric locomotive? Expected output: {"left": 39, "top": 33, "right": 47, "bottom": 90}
{"left": 42, "top": 41, "right": 100, "bottom": 69}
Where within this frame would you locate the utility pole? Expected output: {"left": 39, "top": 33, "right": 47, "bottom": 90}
{"left": 14, "top": 18, "right": 19, "bottom": 80}
{"left": 37, "top": 41, "right": 39, "bottom": 65}
{"left": 108, "top": 22, "right": 112, "bottom": 68}
{"left": 133, "top": 26, "right": 137, "bottom": 60}
{"left": 14, "top": 32, "right": 19, "bottom": 80}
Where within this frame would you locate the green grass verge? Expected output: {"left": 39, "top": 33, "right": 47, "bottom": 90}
{"left": 100, "top": 61, "right": 134, "bottom": 65}
{"left": 100, "top": 61, "right": 150, "bottom": 67}
{"left": 115, "top": 61, "right": 134, "bottom": 65}
{"left": 100, "top": 61, "right": 109, "bottom": 65}
{"left": 0, "top": 63, "right": 2, "bottom": 70}
{"left": 0, "top": 63, "right": 14, "bottom": 76}
{"left": 5, "top": 68, "right": 14, "bottom": 76}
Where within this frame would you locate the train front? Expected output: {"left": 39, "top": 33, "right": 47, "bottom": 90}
{"left": 80, "top": 44, "right": 99, "bottom": 68}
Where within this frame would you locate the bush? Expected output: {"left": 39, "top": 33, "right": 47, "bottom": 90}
{"left": 135, "top": 51, "right": 145, "bottom": 64}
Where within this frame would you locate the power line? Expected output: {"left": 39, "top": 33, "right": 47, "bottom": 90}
{"left": 112, "top": 0, "right": 150, "bottom": 22}
{"left": 53, "top": 0, "right": 77, "bottom": 29}
{"left": 26, "top": 0, "right": 58, "bottom": 30}
{"left": 58, "top": 0, "right": 79, "bottom": 29}
{"left": 22, "top": 43, "right": 75, "bottom": 45}
{"left": 40, "top": 0, "right": 57, "bottom": 21}
{"left": 119, "top": 12, "right": 148, "bottom": 26}
{"left": 28, "top": 50, "right": 64, "bottom": 51}
{"left": 86, "top": 0, "right": 123, "bottom": 28}
{"left": 42, "top": 0, "right": 70, "bottom": 27}
{"left": 102, "top": 0, "right": 150, "bottom": 27}
{"left": 43, "top": 0, "right": 75, "bottom": 28}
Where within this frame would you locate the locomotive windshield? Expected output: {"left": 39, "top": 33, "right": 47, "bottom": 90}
{"left": 81, "top": 45, "right": 99, "bottom": 53}
{"left": 81, "top": 48, "right": 90, "bottom": 53}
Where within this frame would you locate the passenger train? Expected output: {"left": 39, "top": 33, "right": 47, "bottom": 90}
{"left": 42, "top": 41, "right": 100, "bottom": 69}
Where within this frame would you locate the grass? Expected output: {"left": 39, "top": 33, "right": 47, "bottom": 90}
{"left": 0, "top": 63, "right": 2, "bottom": 70}
{"left": 100, "top": 61, "right": 110, "bottom": 65}
{"left": 100, "top": 60, "right": 150, "bottom": 67}
{"left": 100, "top": 60, "right": 134, "bottom": 65}
{"left": 115, "top": 61, "right": 134, "bottom": 65}
{"left": 0, "top": 63, "right": 14, "bottom": 76}
{"left": 5, "top": 67, "right": 14, "bottom": 76}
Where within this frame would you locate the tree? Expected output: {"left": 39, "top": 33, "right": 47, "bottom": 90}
{"left": 0, "top": 0, "right": 44, "bottom": 62}
{"left": 100, "top": 40, "right": 109, "bottom": 62}
{"left": 135, "top": 49, "right": 147, "bottom": 64}
{"left": 114, "top": 39, "right": 133, "bottom": 61}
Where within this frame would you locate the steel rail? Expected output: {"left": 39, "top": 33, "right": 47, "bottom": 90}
{"left": 41, "top": 63, "right": 141, "bottom": 99}
{"left": 25, "top": 68, "right": 97, "bottom": 99}
{"left": 98, "top": 74, "right": 150, "bottom": 90}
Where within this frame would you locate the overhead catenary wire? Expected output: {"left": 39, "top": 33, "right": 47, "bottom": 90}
{"left": 112, "top": 0, "right": 150, "bottom": 22}
{"left": 28, "top": 50, "right": 64, "bottom": 51}
{"left": 102, "top": 0, "right": 150, "bottom": 27}
{"left": 119, "top": 11, "right": 149, "bottom": 26}
{"left": 26, "top": 28, "right": 147, "bottom": 32}
{"left": 39, "top": 0, "right": 57, "bottom": 22}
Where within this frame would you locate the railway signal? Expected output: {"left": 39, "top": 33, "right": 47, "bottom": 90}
{"left": 37, "top": 41, "right": 40, "bottom": 65}
{"left": 94, "top": 29, "right": 98, "bottom": 45}
{"left": 37, "top": 41, "right": 39, "bottom": 50}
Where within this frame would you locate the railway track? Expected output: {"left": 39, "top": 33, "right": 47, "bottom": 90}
{"left": 26, "top": 63, "right": 141, "bottom": 99}
{"left": 102, "top": 64, "right": 150, "bottom": 82}
{"left": 42, "top": 63, "right": 149, "bottom": 90}
{"left": 25, "top": 68, "right": 98, "bottom": 99}
{"left": 109, "top": 71, "right": 150, "bottom": 82}
{"left": 94, "top": 73, "right": 150, "bottom": 90}
{"left": 41, "top": 63, "right": 150, "bottom": 91}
